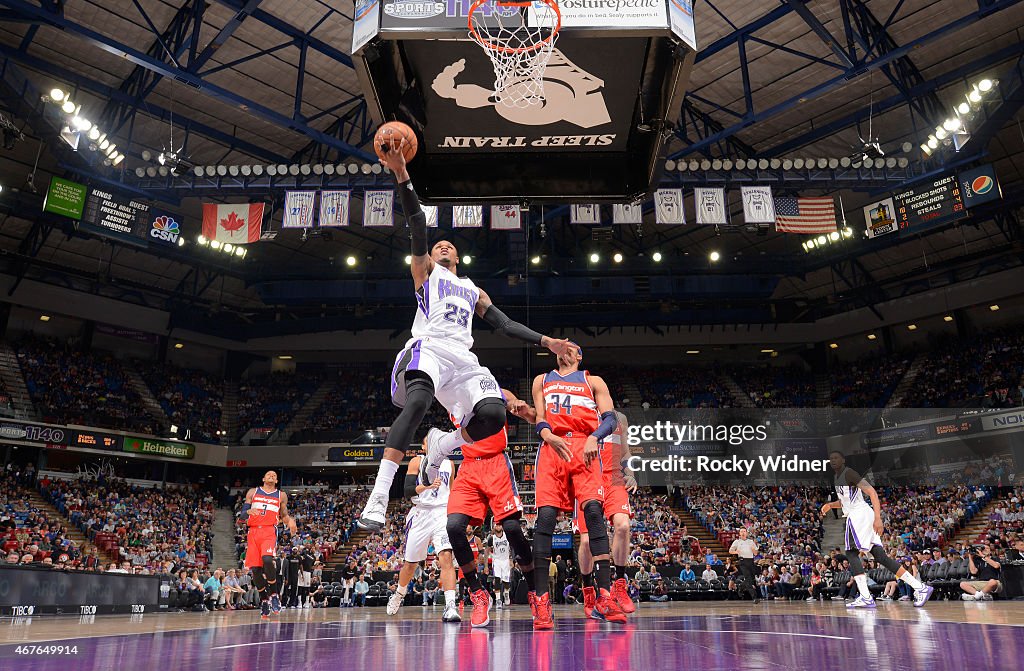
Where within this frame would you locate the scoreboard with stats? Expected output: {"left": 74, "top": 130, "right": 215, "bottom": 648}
{"left": 894, "top": 175, "right": 966, "bottom": 236}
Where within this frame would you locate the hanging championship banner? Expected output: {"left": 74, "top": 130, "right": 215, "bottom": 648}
{"left": 423, "top": 204, "right": 438, "bottom": 228}
{"left": 282, "top": 191, "right": 317, "bottom": 228}
{"left": 491, "top": 205, "right": 521, "bottom": 230}
{"left": 319, "top": 190, "right": 351, "bottom": 227}
{"left": 654, "top": 189, "right": 685, "bottom": 224}
{"left": 453, "top": 205, "right": 483, "bottom": 228}
{"left": 613, "top": 203, "right": 642, "bottom": 225}
{"left": 363, "top": 190, "right": 393, "bottom": 227}
{"left": 571, "top": 204, "right": 601, "bottom": 224}
{"left": 694, "top": 188, "right": 726, "bottom": 224}
{"left": 741, "top": 186, "right": 775, "bottom": 224}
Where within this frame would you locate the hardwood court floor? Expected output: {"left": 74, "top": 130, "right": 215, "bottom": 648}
{"left": 2, "top": 600, "right": 1022, "bottom": 671}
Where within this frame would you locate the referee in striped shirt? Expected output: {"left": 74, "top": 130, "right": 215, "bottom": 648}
{"left": 728, "top": 527, "right": 760, "bottom": 604}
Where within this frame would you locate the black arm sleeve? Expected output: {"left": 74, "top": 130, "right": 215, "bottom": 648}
{"left": 403, "top": 474, "right": 419, "bottom": 499}
{"left": 398, "top": 180, "right": 428, "bottom": 256}
{"left": 481, "top": 304, "right": 544, "bottom": 346}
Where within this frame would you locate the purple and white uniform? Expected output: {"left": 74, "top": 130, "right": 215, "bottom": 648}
{"left": 389, "top": 262, "right": 501, "bottom": 414}
{"left": 403, "top": 458, "right": 453, "bottom": 563}
{"left": 835, "top": 467, "right": 882, "bottom": 551}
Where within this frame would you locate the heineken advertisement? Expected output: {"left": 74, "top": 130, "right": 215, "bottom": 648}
{"left": 122, "top": 437, "right": 195, "bottom": 460}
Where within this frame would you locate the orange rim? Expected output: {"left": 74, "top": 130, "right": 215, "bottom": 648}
{"left": 468, "top": 0, "right": 561, "bottom": 55}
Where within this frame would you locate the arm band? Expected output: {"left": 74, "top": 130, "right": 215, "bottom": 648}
{"left": 403, "top": 474, "right": 420, "bottom": 499}
{"left": 481, "top": 304, "right": 544, "bottom": 346}
{"left": 398, "top": 180, "right": 428, "bottom": 256}
{"left": 536, "top": 421, "right": 552, "bottom": 437}
{"left": 238, "top": 503, "right": 251, "bottom": 522}
{"left": 591, "top": 411, "right": 617, "bottom": 441}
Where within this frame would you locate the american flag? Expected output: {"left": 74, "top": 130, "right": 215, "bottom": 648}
{"left": 773, "top": 196, "right": 837, "bottom": 234}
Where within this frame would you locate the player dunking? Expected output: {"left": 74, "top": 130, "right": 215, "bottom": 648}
{"left": 238, "top": 471, "right": 297, "bottom": 620}
{"left": 357, "top": 141, "right": 571, "bottom": 531}
{"left": 387, "top": 445, "right": 461, "bottom": 622}
{"left": 527, "top": 343, "right": 626, "bottom": 629}
{"left": 444, "top": 388, "right": 536, "bottom": 628}
{"left": 820, "top": 450, "right": 933, "bottom": 608}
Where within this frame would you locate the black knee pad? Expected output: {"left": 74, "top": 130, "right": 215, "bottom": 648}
{"left": 501, "top": 515, "right": 533, "bottom": 565}
{"left": 262, "top": 556, "right": 277, "bottom": 582}
{"left": 532, "top": 506, "right": 559, "bottom": 560}
{"left": 446, "top": 513, "right": 474, "bottom": 567}
{"left": 845, "top": 550, "right": 865, "bottom": 576}
{"left": 385, "top": 375, "right": 436, "bottom": 452}
{"left": 583, "top": 500, "right": 610, "bottom": 557}
{"left": 869, "top": 545, "right": 901, "bottom": 573}
{"left": 464, "top": 397, "right": 507, "bottom": 442}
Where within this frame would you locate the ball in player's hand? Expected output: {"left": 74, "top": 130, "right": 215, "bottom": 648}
{"left": 374, "top": 121, "right": 418, "bottom": 163}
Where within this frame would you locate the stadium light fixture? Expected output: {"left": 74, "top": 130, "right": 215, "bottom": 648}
{"left": 760, "top": 348, "right": 774, "bottom": 353}
{"left": 613, "top": 252, "right": 623, "bottom": 263}
{"left": 652, "top": 251, "right": 663, "bottom": 262}
{"left": 197, "top": 235, "right": 208, "bottom": 246}
{"left": 943, "top": 117, "right": 961, "bottom": 132}
{"left": 235, "top": 247, "right": 246, "bottom": 258}
{"left": 210, "top": 240, "right": 222, "bottom": 250}
{"left": 943, "top": 315, "right": 954, "bottom": 322}
{"left": 589, "top": 252, "right": 600, "bottom": 263}
{"left": 816, "top": 235, "right": 827, "bottom": 246}
{"left": 278, "top": 355, "right": 293, "bottom": 360}
{"left": 968, "top": 88, "right": 982, "bottom": 103}
{"left": 709, "top": 251, "right": 720, "bottom": 262}
{"left": 907, "top": 324, "right": 917, "bottom": 331}
{"left": 405, "top": 255, "right": 412, "bottom": 265}
{"left": 531, "top": 256, "right": 541, "bottom": 265}
{"left": 61, "top": 99, "right": 76, "bottom": 114}
{"left": 978, "top": 79, "right": 993, "bottom": 92}
{"left": 867, "top": 334, "right": 877, "bottom": 340}
{"left": 989, "top": 304, "right": 1000, "bottom": 311}
{"left": 174, "top": 343, "right": 184, "bottom": 349}
{"left": 223, "top": 243, "right": 235, "bottom": 254}
{"left": 686, "top": 350, "right": 700, "bottom": 355}
{"left": 178, "top": 238, "right": 186, "bottom": 248}
{"left": 346, "top": 256, "right": 357, "bottom": 267}
{"left": 50, "top": 88, "right": 66, "bottom": 102}
{"left": 829, "top": 232, "right": 840, "bottom": 242}
{"left": 957, "top": 102, "right": 970, "bottom": 115}
{"left": 842, "top": 227, "right": 853, "bottom": 238}
{"left": 39, "top": 315, "right": 50, "bottom": 322}
{"left": 829, "top": 342, "right": 838, "bottom": 349}
{"left": 112, "top": 154, "right": 124, "bottom": 166}
{"left": 462, "top": 255, "right": 471, "bottom": 265}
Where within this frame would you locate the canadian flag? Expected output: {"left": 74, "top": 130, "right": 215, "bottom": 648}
{"left": 201, "top": 203, "right": 264, "bottom": 243}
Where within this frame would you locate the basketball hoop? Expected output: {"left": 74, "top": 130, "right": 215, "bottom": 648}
{"left": 468, "top": 0, "right": 561, "bottom": 108}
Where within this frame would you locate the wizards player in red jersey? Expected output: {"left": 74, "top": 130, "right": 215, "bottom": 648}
{"left": 574, "top": 410, "right": 638, "bottom": 615}
{"left": 528, "top": 343, "right": 625, "bottom": 629}
{"left": 238, "top": 470, "right": 297, "bottom": 620}
{"left": 445, "top": 388, "right": 536, "bottom": 628}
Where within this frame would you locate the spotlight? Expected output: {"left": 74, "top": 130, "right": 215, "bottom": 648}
{"left": 346, "top": 255, "right": 357, "bottom": 267}
{"left": 613, "top": 252, "right": 623, "bottom": 263}
{"left": 112, "top": 154, "right": 124, "bottom": 166}
{"left": 177, "top": 238, "right": 186, "bottom": 248}
{"left": 223, "top": 243, "right": 235, "bottom": 253}
{"left": 989, "top": 304, "right": 1000, "bottom": 311}
{"left": 829, "top": 231, "right": 840, "bottom": 241}
{"left": 39, "top": 315, "right": 50, "bottom": 322}
{"left": 404, "top": 255, "right": 412, "bottom": 265}
{"left": 867, "top": 334, "right": 877, "bottom": 340}
{"left": 907, "top": 324, "right": 917, "bottom": 331}
{"left": 935, "top": 128, "right": 948, "bottom": 140}
{"left": 589, "top": 253, "right": 600, "bottom": 263}
{"left": 210, "top": 240, "right": 222, "bottom": 250}
{"left": 968, "top": 88, "right": 982, "bottom": 103}
{"left": 816, "top": 235, "right": 826, "bottom": 246}
{"left": 842, "top": 227, "right": 853, "bottom": 238}
{"left": 760, "top": 349, "right": 774, "bottom": 354}
{"left": 943, "top": 118, "right": 961, "bottom": 132}
{"left": 234, "top": 247, "right": 246, "bottom": 258}
{"left": 72, "top": 116, "right": 91, "bottom": 131}
{"left": 801, "top": 242, "right": 809, "bottom": 252}
{"left": 978, "top": 79, "right": 993, "bottom": 92}
{"left": 652, "top": 251, "right": 662, "bottom": 262}
{"left": 806, "top": 239, "right": 815, "bottom": 249}
{"left": 531, "top": 256, "right": 541, "bottom": 265}
{"left": 88, "top": 127, "right": 100, "bottom": 141}
{"left": 686, "top": 350, "right": 700, "bottom": 355}
{"left": 943, "top": 315, "right": 953, "bottom": 322}
{"left": 197, "top": 235, "right": 208, "bottom": 246}
{"left": 829, "top": 343, "right": 838, "bottom": 349}
{"left": 174, "top": 343, "right": 184, "bottom": 350}
{"left": 927, "top": 137, "right": 938, "bottom": 149}
{"left": 462, "top": 255, "right": 471, "bottom": 265}
{"left": 61, "top": 99, "right": 75, "bottom": 114}
{"left": 709, "top": 251, "right": 720, "bottom": 262}
{"left": 50, "top": 88, "right": 65, "bottom": 102}
{"left": 957, "top": 102, "right": 970, "bottom": 115}
{"left": 921, "top": 143, "right": 932, "bottom": 156}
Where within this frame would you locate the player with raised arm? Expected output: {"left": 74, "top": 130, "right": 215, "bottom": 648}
{"left": 237, "top": 471, "right": 297, "bottom": 620}
{"left": 387, "top": 445, "right": 461, "bottom": 622}
{"left": 444, "top": 387, "right": 537, "bottom": 628}
{"left": 357, "top": 140, "right": 571, "bottom": 531}
{"left": 526, "top": 343, "right": 626, "bottom": 629}
{"left": 820, "top": 450, "right": 933, "bottom": 608}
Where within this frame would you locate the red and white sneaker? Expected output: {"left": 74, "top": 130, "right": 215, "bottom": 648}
{"left": 528, "top": 591, "right": 538, "bottom": 619}
{"left": 470, "top": 589, "right": 491, "bottom": 628}
{"left": 533, "top": 592, "right": 553, "bottom": 631}
{"left": 582, "top": 586, "right": 597, "bottom": 619}
{"left": 612, "top": 578, "right": 636, "bottom": 614}
{"left": 593, "top": 588, "right": 627, "bottom": 623}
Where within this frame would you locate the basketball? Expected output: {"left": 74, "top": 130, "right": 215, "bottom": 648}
{"left": 374, "top": 121, "right": 418, "bottom": 163}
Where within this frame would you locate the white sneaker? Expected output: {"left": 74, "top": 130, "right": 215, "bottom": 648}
{"left": 503, "top": 593, "right": 510, "bottom": 607}
{"left": 442, "top": 602, "right": 462, "bottom": 622}
{"left": 496, "top": 599, "right": 503, "bottom": 610}
{"left": 422, "top": 428, "right": 447, "bottom": 485}
{"left": 357, "top": 491, "right": 388, "bottom": 531}
{"left": 898, "top": 595, "right": 911, "bottom": 602}
{"left": 805, "top": 596, "right": 816, "bottom": 601}
{"left": 961, "top": 593, "right": 976, "bottom": 601}
{"left": 846, "top": 595, "right": 876, "bottom": 609}
{"left": 386, "top": 591, "right": 404, "bottom": 616}
{"left": 978, "top": 592, "right": 993, "bottom": 601}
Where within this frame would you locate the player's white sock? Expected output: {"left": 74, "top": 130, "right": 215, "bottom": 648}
{"left": 854, "top": 574, "right": 871, "bottom": 599}
{"left": 370, "top": 460, "right": 400, "bottom": 498}
{"left": 435, "top": 429, "right": 468, "bottom": 458}
{"left": 396, "top": 584, "right": 408, "bottom": 596}
{"left": 899, "top": 571, "right": 924, "bottom": 590}
{"left": 444, "top": 590, "right": 457, "bottom": 606}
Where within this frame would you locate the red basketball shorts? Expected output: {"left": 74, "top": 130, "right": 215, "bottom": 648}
{"left": 535, "top": 434, "right": 605, "bottom": 512}
{"left": 574, "top": 483, "right": 631, "bottom": 534}
{"left": 244, "top": 525, "right": 277, "bottom": 568}
{"left": 448, "top": 452, "right": 523, "bottom": 525}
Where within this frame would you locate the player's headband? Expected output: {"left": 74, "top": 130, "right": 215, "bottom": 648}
{"left": 567, "top": 341, "right": 583, "bottom": 358}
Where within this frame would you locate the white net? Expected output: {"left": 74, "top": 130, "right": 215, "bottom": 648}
{"left": 468, "top": 1, "right": 561, "bottom": 109}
